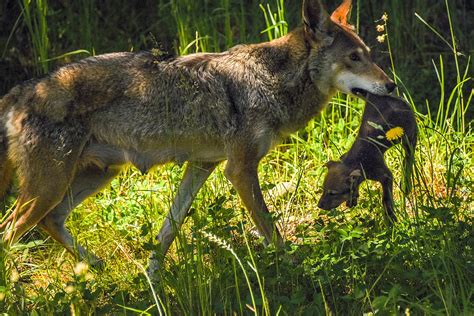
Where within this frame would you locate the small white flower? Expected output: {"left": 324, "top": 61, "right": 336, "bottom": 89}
{"left": 73, "top": 262, "right": 89, "bottom": 276}
{"left": 65, "top": 285, "right": 75, "bottom": 294}
{"left": 10, "top": 269, "right": 20, "bottom": 283}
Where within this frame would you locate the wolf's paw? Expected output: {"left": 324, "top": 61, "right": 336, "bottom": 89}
{"left": 87, "top": 255, "right": 105, "bottom": 271}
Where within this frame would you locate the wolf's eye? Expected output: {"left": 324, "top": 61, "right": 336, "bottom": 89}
{"left": 349, "top": 53, "right": 360, "bottom": 61}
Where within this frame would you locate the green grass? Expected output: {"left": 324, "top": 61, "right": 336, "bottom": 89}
{"left": 0, "top": 0, "right": 473, "bottom": 315}
{"left": 19, "top": 0, "right": 50, "bottom": 75}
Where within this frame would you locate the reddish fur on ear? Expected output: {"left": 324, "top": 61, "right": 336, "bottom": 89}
{"left": 330, "top": 0, "right": 355, "bottom": 31}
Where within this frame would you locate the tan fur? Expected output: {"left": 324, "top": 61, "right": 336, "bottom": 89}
{"left": 0, "top": 0, "right": 394, "bottom": 272}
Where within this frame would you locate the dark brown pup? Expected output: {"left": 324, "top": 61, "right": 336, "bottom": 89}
{"left": 318, "top": 92, "right": 417, "bottom": 222}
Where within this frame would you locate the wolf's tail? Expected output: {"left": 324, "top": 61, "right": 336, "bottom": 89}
{"left": 0, "top": 93, "right": 14, "bottom": 209}
{"left": 401, "top": 129, "right": 417, "bottom": 194}
{"left": 0, "top": 132, "right": 13, "bottom": 202}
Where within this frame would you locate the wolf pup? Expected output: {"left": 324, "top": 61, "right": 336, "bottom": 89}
{"left": 318, "top": 92, "right": 417, "bottom": 222}
{"left": 0, "top": 0, "right": 395, "bottom": 273}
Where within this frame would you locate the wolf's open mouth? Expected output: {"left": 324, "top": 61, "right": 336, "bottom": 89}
{"left": 351, "top": 88, "right": 368, "bottom": 97}
{"left": 351, "top": 88, "right": 369, "bottom": 97}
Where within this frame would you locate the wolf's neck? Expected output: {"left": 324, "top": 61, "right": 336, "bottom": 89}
{"left": 257, "top": 30, "right": 335, "bottom": 135}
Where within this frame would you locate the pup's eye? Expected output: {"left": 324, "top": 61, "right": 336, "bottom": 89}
{"left": 349, "top": 53, "right": 360, "bottom": 61}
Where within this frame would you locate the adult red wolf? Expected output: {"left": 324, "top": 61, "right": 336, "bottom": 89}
{"left": 0, "top": 0, "right": 395, "bottom": 274}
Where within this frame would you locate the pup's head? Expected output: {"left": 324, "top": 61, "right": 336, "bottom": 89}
{"left": 318, "top": 160, "right": 363, "bottom": 210}
{"left": 302, "top": 0, "right": 396, "bottom": 97}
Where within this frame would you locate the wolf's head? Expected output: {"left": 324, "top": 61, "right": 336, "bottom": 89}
{"left": 302, "top": 0, "right": 395, "bottom": 97}
{"left": 318, "top": 161, "right": 363, "bottom": 210}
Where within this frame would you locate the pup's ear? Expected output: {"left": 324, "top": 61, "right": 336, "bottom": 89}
{"left": 349, "top": 169, "right": 362, "bottom": 178}
{"left": 330, "top": 0, "right": 355, "bottom": 31}
{"left": 302, "top": 0, "right": 333, "bottom": 45}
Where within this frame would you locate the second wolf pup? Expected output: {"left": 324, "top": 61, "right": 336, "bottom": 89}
{"left": 318, "top": 93, "right": 417, "bottom": 221}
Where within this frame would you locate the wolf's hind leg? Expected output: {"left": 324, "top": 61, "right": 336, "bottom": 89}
{"left": 2, "top": 163, "right": 74, "bottom": 245}
{"left": 37, "top": 165, "right": 121, "bottom": 266}
{"left": 147, "top": 161, "right": 217, "bottom": 275}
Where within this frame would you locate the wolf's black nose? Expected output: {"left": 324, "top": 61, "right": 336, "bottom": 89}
{"left": 386, "top": 82, "right": 397, "bottom": 93}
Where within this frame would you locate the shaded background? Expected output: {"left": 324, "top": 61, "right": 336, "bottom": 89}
{"left": 0, "top": 0, "right": 473, "bottom": 118}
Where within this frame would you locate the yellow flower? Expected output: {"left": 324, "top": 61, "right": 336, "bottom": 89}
{"left": 386, "top": 126, "right": 404, "bottom": 141}
{"left": 381, "top": 13, "right": 389, "bottom": 22}
{"left": 376, "top": 24, "right": 385, "bottom": 32}
{"left": 377, "top": 35, "right": 386, "bottom": 43}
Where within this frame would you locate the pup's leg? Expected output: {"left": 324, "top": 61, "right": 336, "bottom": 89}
{"left": 37, "top": 165, "right": 121, "bottom": 266}
{"left": 401, "top": 135, "right": 417, "bottom": 194}
{"left": 148, "top": 161, "right": 217, "bottom": 274}
{"left": 380, "top": 170, "right": 396, "bottom": 222}
{"left": 224, "top": 156, "right": 283, "bottom": 247}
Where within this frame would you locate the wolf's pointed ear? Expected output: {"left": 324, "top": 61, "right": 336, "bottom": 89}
{"left": 330, "top": 0, "right": 355, "bottom": 31}
{"left": 302, "top": 0, "right": 333, "bottom": 45}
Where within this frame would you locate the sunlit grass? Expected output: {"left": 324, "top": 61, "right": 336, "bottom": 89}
{"left": 0, "top": 0, "right": 472, "bottom": 315}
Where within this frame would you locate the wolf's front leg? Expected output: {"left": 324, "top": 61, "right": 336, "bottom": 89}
{"left": 147, "top": 161, "right": 217, "bottom": 278}
{"left": 224, "top": 156, "right": 284, "bottom": 247}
